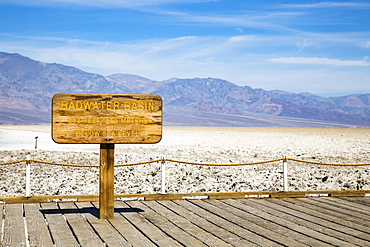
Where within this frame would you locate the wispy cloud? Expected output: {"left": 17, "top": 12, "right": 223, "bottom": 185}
{"left": 162, "top": 11, "right": 302, "bottom": 34}
{"left": 1, "top": 0, "right": 369, "bottom": 95}
{"left": 226, "top": 35, "right": 257, "bottom": 43}
{"left": 145, "top": 36, "right": 198, "bottom": 54}
{"left": 1, "top": 0, "right": 214, "bottom": 8}
{"left": 296, "top": 39, "right": 316, "bottom": 52}
{"left": 362, "top": 41, "right": 370, "bottom": 48}
{"left": 268, "top": 57, "right": 370, "bottom": 67}
{"left": 279, "top": 2, "right": 370, "bottom": 9}
{"left": 2, "top": 34, "right": 369, "bottom": 95}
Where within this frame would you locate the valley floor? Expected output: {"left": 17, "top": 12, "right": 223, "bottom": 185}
{"left": 0, "top": 126, "right": 369, "bottom": 196}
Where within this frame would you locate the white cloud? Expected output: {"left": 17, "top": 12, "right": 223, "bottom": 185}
{"left": 362, "top": 41, "right": 370, "bottom": 48}
{"left": 3, "top": 41, "right": 370, "bottom": 95}
{"left": 145, "top": 36, "right": 197, "bottom": 54}
{"left": 226, "top": 35, "right": 256, "bottom": 43}
{"left": 280, "top": 2, "right": 370, "bottom": 9}
{"left": 17, "top": 35, "right": 225, "bottom": 79}
{"left": 2, "top": 0, "right": 203, "bottom": 7}
{"left": 235, "top": 28, "right": 244, "bottom": 34}
{"left": 268, "top": 57, "right": 370, "bottom": 67}
{"left": 241, "top": 68, "right": 370, "bottom": 95}
{"left": 296, "top": 39, "right": 316, "bottom": 52}
{"left": 1, "top": 31, "right": 369, "bottom": 95}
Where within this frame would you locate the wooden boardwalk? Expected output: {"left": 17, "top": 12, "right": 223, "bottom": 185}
{"left": 1, "top": 197, "right": 370, "bottom": 246}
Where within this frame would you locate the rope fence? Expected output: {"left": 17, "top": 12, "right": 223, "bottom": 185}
{"left": 0, "top": 157, "right": 369, "bottom": 197}
{"left": 1, "top": 157, "right": 369, "bottom": 167}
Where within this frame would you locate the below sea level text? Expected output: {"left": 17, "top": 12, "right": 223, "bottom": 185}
{"left": 76, "top": 130, "right": 139, "bottom": 137}
{"left": 69, "top": 117, "right": 148, "bottom": 124}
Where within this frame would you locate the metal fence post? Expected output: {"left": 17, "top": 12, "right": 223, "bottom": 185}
{"left": 283, "top": 157, "right": 288, "bottom": 191}
{"left": 161, "top": 158, "right": 166, "bottom": 194}
{"left": 26, "top": 155, "right": 31, "bottom": 197}
{"left": 35, "top": 136, "right": 38, "bottom": 150}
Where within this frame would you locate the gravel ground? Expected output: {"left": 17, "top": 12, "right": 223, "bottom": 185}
{"left": 0, "top": 126, "right": 369, "bottom": 196}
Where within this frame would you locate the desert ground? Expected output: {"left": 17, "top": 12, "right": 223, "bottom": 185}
{"left": 0, "top": 125, "right": 369, "bottom": 196}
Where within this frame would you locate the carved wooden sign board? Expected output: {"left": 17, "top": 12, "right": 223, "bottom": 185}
{"left": 52, "top": 93, "right": 162, "bottom": 219}
{"left": 52, "top": 93, "right": 162, "bottom": 144}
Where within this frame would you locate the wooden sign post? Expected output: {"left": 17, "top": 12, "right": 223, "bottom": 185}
{"left": 99, "top": 143, "right": 115, "bottom": 219}
{"left": 52, "top": 93, "right": 162, "bottom": 219}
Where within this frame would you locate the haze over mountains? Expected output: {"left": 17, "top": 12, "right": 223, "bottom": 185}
{"left": 0, "top": 52, "right": 369, "bottom": 127}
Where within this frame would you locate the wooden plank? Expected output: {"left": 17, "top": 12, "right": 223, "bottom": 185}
{"left": 271, "top": 192, "right": 306, "bottom": 198}
{"left": 0, "top": 195, "right": 49, "bottom": 204}
{"left": 175, "top": 199, "right": 275, "bottom": 246}
{"left": 330, "top": 190, "right": 366, "bottom": 197}
{"left": 314, "top": 197, "right": 370, "bottom": 216}
{"left": 0, "top": 194, "right": 99, "bottom": 204}
{"left": 115, "top": 201, "right": 183, "bottom": 247}
{"left": 222, "top": 199, "right": 320, "bottom": 246}
{"left": 24, "top": 203, "right": 54, "bottom": 247}
{"left": 301, "top": 198, "right": 370, "bottom": 230}
{"left": 274, "top": 198, "right": 370, "bottom": 239}
{"left": 58, "top": 202, "right": 105, "bottom": 246}
{"left": 94, "top": 202, "right": 156, "bottom": 247}
{"left": 127, "top": 200, "right": 208, "bottom": 247}
{"left": 246, "top": 198, "right": 370, "bottom": 246}
{"left": 75, "top": 202, "right": 131, "bottom": 247}
{"left": 3, "top": 198, "right": 370, "bottom": 246}
{"left": 2, "top": 189, "right": 370, "bottom": 204}
{"left": 99, "top": 143, "right": 115, "bottom": 219}
{"left": 292, "top": 198, "right": 370, "bottom": 228}
{"left": 208, "top": 193, "right": 246, "bottom": 200}
{"left": 142, "top": 200, "right": 233, "bottom": 247}
{"left": 237, "top": 199, "right": 345, "bottom": 246}
{"left": 341, "top": 197, "right": 370, "bottom": 207}
{"left": 159, "top": 200, "right": 255, "bottom": 246}
{"left": 205, "top": 199, "right": 307, "bottom": 247}
{"left": 2, "top": 204, "right": 26, "bottom": 247}
{"left": 142, "top": 193, "right": 184, "bottom": 201}
{"left": 40, "top": 202, "right": 80, "bottom": 247}
{"left": 52, "top": 93, "right": 162, "bottom": 144}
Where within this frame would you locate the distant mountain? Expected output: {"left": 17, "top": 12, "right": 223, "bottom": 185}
{"left": 0, "top": 52, "right": 369, "bottom": 127}
{"left": 106, "top": 73, "right": 370, "bottom": 126}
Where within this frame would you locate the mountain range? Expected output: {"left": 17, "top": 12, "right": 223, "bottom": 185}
{"left": 0, "top": 52, "right": 369, "bottom": 127}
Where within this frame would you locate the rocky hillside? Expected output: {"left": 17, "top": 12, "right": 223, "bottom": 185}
{"left": 106, "top": 74, "right": 370, "bottom": 126}
{"left": 0, "top": 52, "right": 369, "bottom": 127}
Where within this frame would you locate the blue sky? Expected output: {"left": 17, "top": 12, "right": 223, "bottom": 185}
{"left": 1, "top": 0, "right": 369, "bottom": 96}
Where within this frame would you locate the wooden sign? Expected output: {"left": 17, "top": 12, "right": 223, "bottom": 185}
{"left": 52, "top": 93, "right": 162, "bottom": 144}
